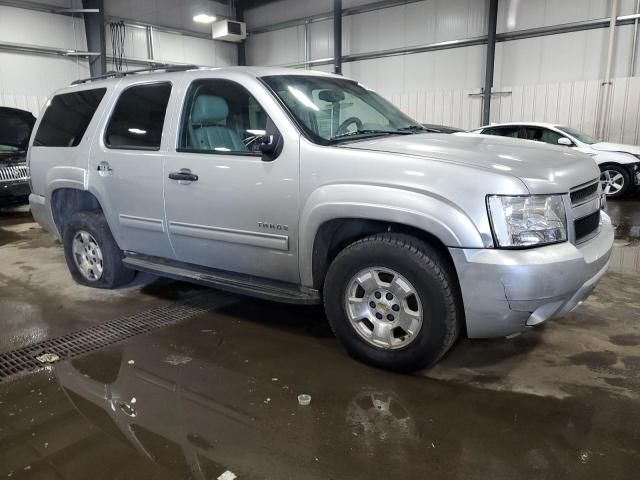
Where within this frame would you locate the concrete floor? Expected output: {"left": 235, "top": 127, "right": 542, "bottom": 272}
{"left": 1, "top": 202, "right": 639, "bottom": 479}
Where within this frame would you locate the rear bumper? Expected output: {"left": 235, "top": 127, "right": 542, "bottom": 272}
{"left": 29, "top": 193, "right": 60, "bottom": 239}
{"left": 449, "top": 211, "right": 614, "bottom": 338}
{"left": 0, "top": 180, "right": 30, "bottom": 204}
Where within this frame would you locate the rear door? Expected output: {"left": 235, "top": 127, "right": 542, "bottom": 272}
{"left": 89, "top": 81, "right": 174, "bottom": 258}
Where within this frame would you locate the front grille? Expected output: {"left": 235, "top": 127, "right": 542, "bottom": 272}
{"left": 0, "top": 164, "right": 29, "bottom": 182}
{"left": 570, "top": 181, "right": 599, "bottom": 205}
{"left": 574, "top": 210, "right": 600, "bottom": 243}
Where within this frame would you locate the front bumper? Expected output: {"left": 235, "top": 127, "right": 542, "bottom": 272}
{"left": 449, "top": 212, "right": 614, "bottom": 338}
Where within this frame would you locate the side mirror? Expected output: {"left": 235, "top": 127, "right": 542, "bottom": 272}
{"left": 557, "top": 137, "right": 572, "bottom": 146}
{"left": 259, "top": 134, "right": 283, "bottom": 161}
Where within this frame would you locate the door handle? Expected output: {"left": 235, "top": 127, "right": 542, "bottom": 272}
{"left": 168, "top": 169, "right": 198, "bottom": 182}
{"left": 97, "top": 161, "right": 113, "bottom": 176}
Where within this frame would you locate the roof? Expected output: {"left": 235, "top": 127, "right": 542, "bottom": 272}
{"left": 474, "top": 121, "right": 564, "bottom": 130}
{"left": 64, "top": 65, "right": 342, "bottom": 90}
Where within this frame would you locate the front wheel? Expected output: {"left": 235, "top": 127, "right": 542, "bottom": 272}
{"left": 323, "top": 233, "right": 461, "bottom": 372}
{"left": 600, "top": 165, "right": 631, "bottom": 198}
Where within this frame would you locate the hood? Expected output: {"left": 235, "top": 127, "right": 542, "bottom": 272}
{"left": 340, "top": 132, "right": 600, "bottom": 194}
{"left": 591, "top": 142, "right": 640, "bottom": 156}
{"left": 0, "top": 107, "right": 36, "bottom": 151}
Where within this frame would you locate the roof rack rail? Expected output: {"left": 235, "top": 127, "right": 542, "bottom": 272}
{"left": 71, "top": 64, "right": 200, "bottom": 85}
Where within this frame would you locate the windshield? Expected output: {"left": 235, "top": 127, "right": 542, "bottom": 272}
{"left": 261, "top": 75, "right": 424, "bottom": 144}
{"left": 556, "top": 126, "right": 595, "bottom": 144}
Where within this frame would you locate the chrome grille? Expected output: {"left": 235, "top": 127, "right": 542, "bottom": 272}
{"left": 0, "top": 164, "right": 29, "bottom": 182}
{"left": 570, "top": 180, "right": 599, "bottom": 206}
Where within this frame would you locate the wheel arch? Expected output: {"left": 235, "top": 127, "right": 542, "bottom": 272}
{"left": 310, "top": 217, "right": 459, "bottom": 291}
{"left": 50, "top": 187, "right": 103, "bottom": 238}
{"left": 299, "top": 184, "right": 484, "bottom": 289}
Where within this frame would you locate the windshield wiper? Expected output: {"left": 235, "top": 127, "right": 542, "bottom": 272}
{"left": 330, "top": 129, "right": 395, "bottom": 141}
{"left": 329, "top": 129, "right": 412, "bottom": 143}
{"left": 395, "top": 125, "right": 428, "bottom": 133}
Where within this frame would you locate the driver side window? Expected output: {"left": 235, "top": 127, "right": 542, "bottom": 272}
{"left": 179, "top": 79, "right": 274, "bottom": 154}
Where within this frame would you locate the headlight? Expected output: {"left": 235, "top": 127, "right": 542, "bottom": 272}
{"left": 487, "top": 195, "right": 567, "bottom": 248}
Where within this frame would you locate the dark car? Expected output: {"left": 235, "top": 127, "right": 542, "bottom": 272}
{"left": 0, "top": 107, "right": 35, "bottom": 205}
{"left": 421, "top": 123, "right": 465, "bottom": 134}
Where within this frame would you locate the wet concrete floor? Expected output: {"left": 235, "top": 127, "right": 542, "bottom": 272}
{"left": 1, "top": 202, "right": 640, "bottom": 478}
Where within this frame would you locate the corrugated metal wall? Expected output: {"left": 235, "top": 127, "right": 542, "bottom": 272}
{"left": 382, "top": 76, "right": 640, "bottom": 143}
{"left": 105, "top": 26, "right": 237, "bottom": 68}
{"left": 245, "top": 0, "right": 640, "bottom": 142}
{"left": 0, "top": 1, "right": 237, "bottom": 117}
{"left": 0, "top": 5, "right": 90, "bottom": 116}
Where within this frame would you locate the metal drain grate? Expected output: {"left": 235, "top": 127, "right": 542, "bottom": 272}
{"left": 0, "top": 293, "right": 227, "bottom": 381}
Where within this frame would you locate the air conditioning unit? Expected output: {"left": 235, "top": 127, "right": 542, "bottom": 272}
{"left": 212, "top": 20, "right": 247, "bottom": 42}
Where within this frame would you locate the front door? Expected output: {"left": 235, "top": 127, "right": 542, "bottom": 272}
{"left": 163, "top": 78, "right": 300, "bottom": 283}
{"left": 89, "top": 81, "right": 174, "bottom": 259}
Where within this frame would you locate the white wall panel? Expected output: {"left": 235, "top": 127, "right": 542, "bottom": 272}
{"left": 487, "top": 76, "right": 640, "bottom": 144}
{"left": 243, "top": 0, "right": 640, "bottom": 143}
{"left": 245, "top": 27, "right": 305, "bottom": 66}
{"left": 494, "top": 25, "right": 637, "bottom": 86}
{"left": 342, "top": 0, "right": 488, "bottom": 56}
{"left": 498, "top": 0, "right": 637, "bottom": 33}
{"left": 0, "top": 6, "right": 89, "bottom": 116}
{"left": 0, "top": 6, "right": 86, "bottom": 50}
{"left": 106, "top": 0, "right": 228, "bottom": 36}
{"left": 106, "top": 24, "right": 149, "bottom": 60}
{"left": 0, "top": 53, "right": 89, "bottom": 116}
{"left": 153, "top": 31, "right": 237, "bottom": 66}
{"left": 245, "top": 0, "right": 332, "bottom": 29}
{"left": 343, "top": 45, "right": 485, "bottom": 97}
{"left": 309, "top": 20, "right": 333, "bottom": 60}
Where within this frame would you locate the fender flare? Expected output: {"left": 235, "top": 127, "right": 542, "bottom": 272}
{"left": 298, "top": 184, "right": 484, "bottom": 287}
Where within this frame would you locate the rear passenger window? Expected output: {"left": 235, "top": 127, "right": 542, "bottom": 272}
{"left": 33, "top": 88, "right": 106, "bottom": 147}
{"left": 105, "top": 82, "right": 171, "bottom": 151}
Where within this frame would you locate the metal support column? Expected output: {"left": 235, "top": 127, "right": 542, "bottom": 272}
{"left": 482, "top": 0, "right": 499, "bottom": 125}
{"left": 597, "top": 0, "right": 620, "bottom": 140}
{"left": 333, "top": 0, "right": 342, "bottom": 74}
{"left": 630, "top": 0, "right": 640, "bottom": 76}
{"left": 236, "top": 2, "right": 247, "bottom": 66}
{"left": 82, "top": 0, "right": 106, "bottom": 76}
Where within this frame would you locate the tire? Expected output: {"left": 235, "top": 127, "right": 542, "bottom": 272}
{"left": 600, "top": 164, "right": 631, "bottom": 198}
{"left": 323, "top": 233, "right": 461, "bottom": 372}
{"left": 63, "top": 210, "right": 135, "bottom": 289}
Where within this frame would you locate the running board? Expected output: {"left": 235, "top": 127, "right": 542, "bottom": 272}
{"left": 123, "top": 254, "right": 321, "bottom": 305}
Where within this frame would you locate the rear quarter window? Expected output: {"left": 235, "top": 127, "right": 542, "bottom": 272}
{"left": 104, "top": 82, "right": 172, "bottom": 151}
{"left": 33, "top": 88, "right": 106, "bottom": 147}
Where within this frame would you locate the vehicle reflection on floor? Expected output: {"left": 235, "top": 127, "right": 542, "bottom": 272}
{"left": 607, "top": 199, "right": 640, "bottom": 275}
{"left": 43, "top": 308, "right": 639, "bottom": 480}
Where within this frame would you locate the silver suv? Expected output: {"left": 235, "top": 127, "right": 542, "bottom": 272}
{"left": 28, "top": 66, "right": 614, "bottom": 371}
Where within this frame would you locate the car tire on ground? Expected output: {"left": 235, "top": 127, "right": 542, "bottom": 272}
{"left": 323, "top": 233, "right": 461, "bottom": 372}
{"left": 600, "top": 164, "right": 631, "bottom": 198}
{"left": 63, "top": 210, "right": 135, "bottom": 289}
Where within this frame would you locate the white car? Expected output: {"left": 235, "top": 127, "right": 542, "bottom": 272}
{"left": 470, "top": 122, "right": 640, "bottom": 198}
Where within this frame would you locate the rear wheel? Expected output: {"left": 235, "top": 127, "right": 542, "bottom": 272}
{"left": 323, "top": 233, "right": 460, "bottom": 372}
{"left": 63, "top": 211, "right": 135, "bottom": 289}
{"left": 600, "top": 165, "right": 630, "bottom": 198}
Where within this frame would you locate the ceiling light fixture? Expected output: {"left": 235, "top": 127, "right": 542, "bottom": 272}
{"left": 193, "top": 14, "right": 217, "bottom": 24}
